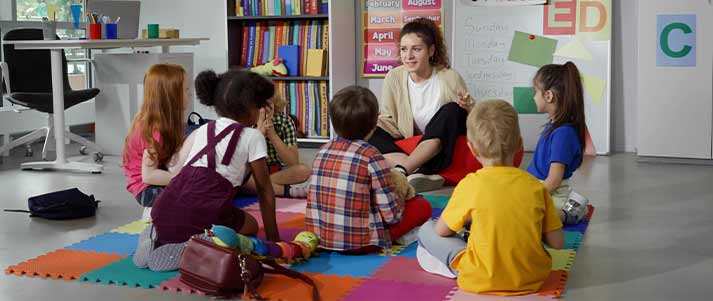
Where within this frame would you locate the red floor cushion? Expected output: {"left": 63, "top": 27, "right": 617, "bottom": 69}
{"left": 394, "top": 135, "right": 524, "bottom": 186}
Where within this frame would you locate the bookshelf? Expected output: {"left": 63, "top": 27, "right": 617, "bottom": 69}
{"left": 225, "top": 0, "right": 355, "bottom": 144}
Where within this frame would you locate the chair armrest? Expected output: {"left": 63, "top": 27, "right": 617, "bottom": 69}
{"left": 0, "top": 61, "right": 10, "bottom": 95}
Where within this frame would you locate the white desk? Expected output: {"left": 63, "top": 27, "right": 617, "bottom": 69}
{"left": 3, "top": 38, "right": 208, "bottom": 173}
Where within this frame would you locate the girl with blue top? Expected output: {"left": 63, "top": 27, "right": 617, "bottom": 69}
{"left": 528, "top": 61, "right": 589, "bottom": 224}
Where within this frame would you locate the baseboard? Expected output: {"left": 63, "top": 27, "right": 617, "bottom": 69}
{"left": 637, "top": 155, "right": 713, "bottom": 166}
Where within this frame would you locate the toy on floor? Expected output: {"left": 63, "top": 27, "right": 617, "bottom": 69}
{"left": 207, "top": 225, "right": 318, "bottom": 262}
{"left": 249, "top": 58, "right": 288, "bottom": 77}
{"left": 389, "top": 169, "right": 415, "bottom": 201}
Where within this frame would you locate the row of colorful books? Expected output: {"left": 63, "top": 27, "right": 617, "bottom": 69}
{"left": 236, "top": 0, "right": 328, "bottom": 17}
{"left": 241, "top": 20, "right": 328, "bottom": 76}
{"left": 275, "top": 80, "right": 330, "bottom": 138}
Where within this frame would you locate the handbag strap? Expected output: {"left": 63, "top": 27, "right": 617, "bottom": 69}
{"left": 260, "top": 259, "right": 321, "bottom": 301}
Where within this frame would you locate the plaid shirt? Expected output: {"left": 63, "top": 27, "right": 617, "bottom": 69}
{"left": 266, "top": 113, "right": 298, "bottom": 167}
{"left": 306, "top": 137, "right": 403, "bottom": 251}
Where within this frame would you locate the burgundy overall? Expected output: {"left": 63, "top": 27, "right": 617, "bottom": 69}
{"left": 152, "top": 121, "right": 247, "bottom": 246}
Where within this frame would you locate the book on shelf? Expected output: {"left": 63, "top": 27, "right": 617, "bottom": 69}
{"left": 305, "top": 49, "right": 327, "bottom": 77}
{"left": 233, "top": 0, "right": 328, "bottom": 16}
{"left": 278, "top": 44, "right": 300, "bottom": 76}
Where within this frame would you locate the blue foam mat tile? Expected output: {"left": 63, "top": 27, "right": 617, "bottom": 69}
{"left": 232, "top": 194, "right": 258, "bottom": 209}
{"left": 291, "top": 251, "right": 391, "bottom": 278}
{"left": 431, "top": 207, "right": 444, "bottom": 220}
{"left": 563, "top": 220, "right": 589, "bottom": 233}
{"left": 64, "top": 232, "right": 138, "bottom": 256}
{"left": 398, "top": 243, "right": 418, "bottom": 258}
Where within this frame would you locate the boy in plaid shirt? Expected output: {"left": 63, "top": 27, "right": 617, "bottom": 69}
{"left": 243, "top": 93, "right": 312, "bottom": 198}
{"left": 306, "top": 86, "right": 432, "bottom": 253}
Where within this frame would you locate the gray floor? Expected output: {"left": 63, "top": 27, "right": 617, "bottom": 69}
{"left": 1, "top": 141, "right": 712, "bottom": 301}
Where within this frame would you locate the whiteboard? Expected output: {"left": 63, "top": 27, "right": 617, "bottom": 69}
{"left": 452, "top": 0, "right": 611, "bottom": 154}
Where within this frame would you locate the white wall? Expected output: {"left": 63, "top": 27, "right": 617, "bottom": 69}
{"left": 138, "top": 0, "right": 227, "bottom": 120}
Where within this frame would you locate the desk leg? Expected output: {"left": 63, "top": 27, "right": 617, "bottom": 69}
{"left": 20, "top": 49, "right": 103, "bottom": 173}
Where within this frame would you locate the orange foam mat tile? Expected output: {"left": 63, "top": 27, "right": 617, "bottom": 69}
{"left": 257, "top": 272, "right": 364, "bottom": 301}
{"left": 537, "top": 270, "right": 568, "bottom": 297}
{"left": 4, "top": 249, "right": 125, "bottom": 281}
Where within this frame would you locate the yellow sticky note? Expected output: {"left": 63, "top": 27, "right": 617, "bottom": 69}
{"left": 582, "top": 74, "right": 606, "bottom": 106}
{"left": 554, "top": 39, "right": 593, "bottom": 61}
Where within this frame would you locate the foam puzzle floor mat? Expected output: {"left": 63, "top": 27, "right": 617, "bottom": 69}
{"left": 5, "top": 194, "right": 595, "bottom": 300}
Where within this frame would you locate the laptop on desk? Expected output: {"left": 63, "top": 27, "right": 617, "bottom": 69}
{"left": 87, "top": 1, "right": 141, "bottom": 40}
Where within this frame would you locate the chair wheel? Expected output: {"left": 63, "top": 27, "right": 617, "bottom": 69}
{"left": 93, "top": 152, "right": 104, "bottom": 163}
{"left": 79, "top": 145, "right": 89, "bottom": 155}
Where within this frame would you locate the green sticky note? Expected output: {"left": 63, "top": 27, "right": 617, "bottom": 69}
{"left": 508, "top": 31, "right": 558, "bottom": 67}
{"left": 513, "top": 87, "right": 542, "bottom": 114}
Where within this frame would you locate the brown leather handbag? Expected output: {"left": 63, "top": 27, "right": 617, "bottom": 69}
{"left": 178, "top": 236, "right": 320, "bottom": 300}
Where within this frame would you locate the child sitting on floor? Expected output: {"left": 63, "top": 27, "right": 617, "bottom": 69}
{"left": 122, "top": 64, "right": 188, "bottom": 221}
{"left": 242, "top": 93, "right": 312, "bottom": 198}
{"left": 306, "top": 86, "right": 432, "bottom": 254}
{"left": 417, "top": 100, "right": 564, "bottom": 296}
{"left": 133, "top": 70, "right": 281, "bottom": 271}
{"left": 528, "top": 62, "right": 590, "bottom": 224}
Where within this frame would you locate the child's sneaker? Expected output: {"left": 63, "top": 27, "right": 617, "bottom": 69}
{"left": 395, "top": 226, "right": 420, "bottom": 246}
{"left": 561, "top": 191, "right": 589, "bottom": 225}
{"left": 416, "top": 245, "right": 456, "bottom": 278}
{"left": 407, "top": 173, "right": 445, "bottom": 193}
{"left": 287, "top": 179, "right": 310, "bottom": 198}
{"left": 141, "top": 207, "right": 152, "bottom": 223}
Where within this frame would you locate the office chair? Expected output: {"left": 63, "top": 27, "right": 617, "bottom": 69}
{"left": 0, "top": 28, "right": 103, "bottom": 162}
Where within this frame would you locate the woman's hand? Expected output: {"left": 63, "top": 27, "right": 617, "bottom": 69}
{"left": 456, "top": 90, "right": 474, "bottom": 112}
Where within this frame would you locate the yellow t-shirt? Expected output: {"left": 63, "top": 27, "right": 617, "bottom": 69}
{"left": 441, "top": 166, "right": 563, "bottom": 296}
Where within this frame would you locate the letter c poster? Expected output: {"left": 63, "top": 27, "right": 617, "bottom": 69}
{"left": 362, "top": 0, "right": 444, "bottom": 77}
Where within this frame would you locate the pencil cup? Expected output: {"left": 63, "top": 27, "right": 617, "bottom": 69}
{"left": 147, "top": 24, "right": 159, "bottom": 39}
{"left": 89, "top": 23, "right": 102, "bottom": 40}
{"left": 105, "top": 23, "right": 118, "bottom": 39}
{"left": 42, "top": 20, "right": 57, "bottom": 40}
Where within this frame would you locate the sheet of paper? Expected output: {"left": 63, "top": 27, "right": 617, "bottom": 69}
{"left": 508, "top": 31, "right": 558, "bottom": 67}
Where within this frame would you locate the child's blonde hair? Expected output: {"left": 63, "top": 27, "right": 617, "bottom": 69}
{"left": 467, "top": 99, "right": 521, "bottom": 165}
{"left": 272, "top": 92, "right": 287, "bottom": 112}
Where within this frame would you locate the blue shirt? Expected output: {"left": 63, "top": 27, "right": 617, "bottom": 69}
{"left": 527, "top": 123, "right": 582, "bottom": 180}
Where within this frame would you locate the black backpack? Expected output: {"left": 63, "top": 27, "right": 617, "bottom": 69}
{"left": 5, "top": 188, "right": 99, "bottom": 220}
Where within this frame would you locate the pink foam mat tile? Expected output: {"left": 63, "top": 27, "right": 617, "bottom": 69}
{"left": 340, "top": 278, "right": 455, "bottom": 301}
{"left": 246, "top": 197, "right": 307, "bottom": 213}
{"left": 370, "top": 256, "right": 457, "bottom": 288}
{"left": 447, "top": 289, "right": 557, "bottom": 301}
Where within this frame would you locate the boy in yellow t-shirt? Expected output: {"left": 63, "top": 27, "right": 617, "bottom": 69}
{"left": 417, "top": 100, "right": 565, "bottom": 296}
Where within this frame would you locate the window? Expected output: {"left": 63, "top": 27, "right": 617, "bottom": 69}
{"left": 1, "top": 0, "right": 90, "bottom": 90}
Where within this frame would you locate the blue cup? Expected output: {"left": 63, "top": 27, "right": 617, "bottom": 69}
{"left": 70, "top": 4, "right": 82, "bottom": 29}
{"left": 105, "top": 23, "right": 118, "bottom": 39}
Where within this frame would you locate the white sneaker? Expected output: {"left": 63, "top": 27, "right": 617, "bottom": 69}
{"left": 141, "top": 207, "right": 152, "bottom": 223}
{"left": 407, "top": 173, "right": 445, "bottom": 193}
{"left": 287, "top": 179, "right": 310, "bottom": 198}
{"left": 395, "top": 226, "right": 420, "bottom": 246}
{"left": 562, "top": 191, "right": 589, "bottom": 225}
{"left": 416, "top": 245, "right": 456, "bottom": 278}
